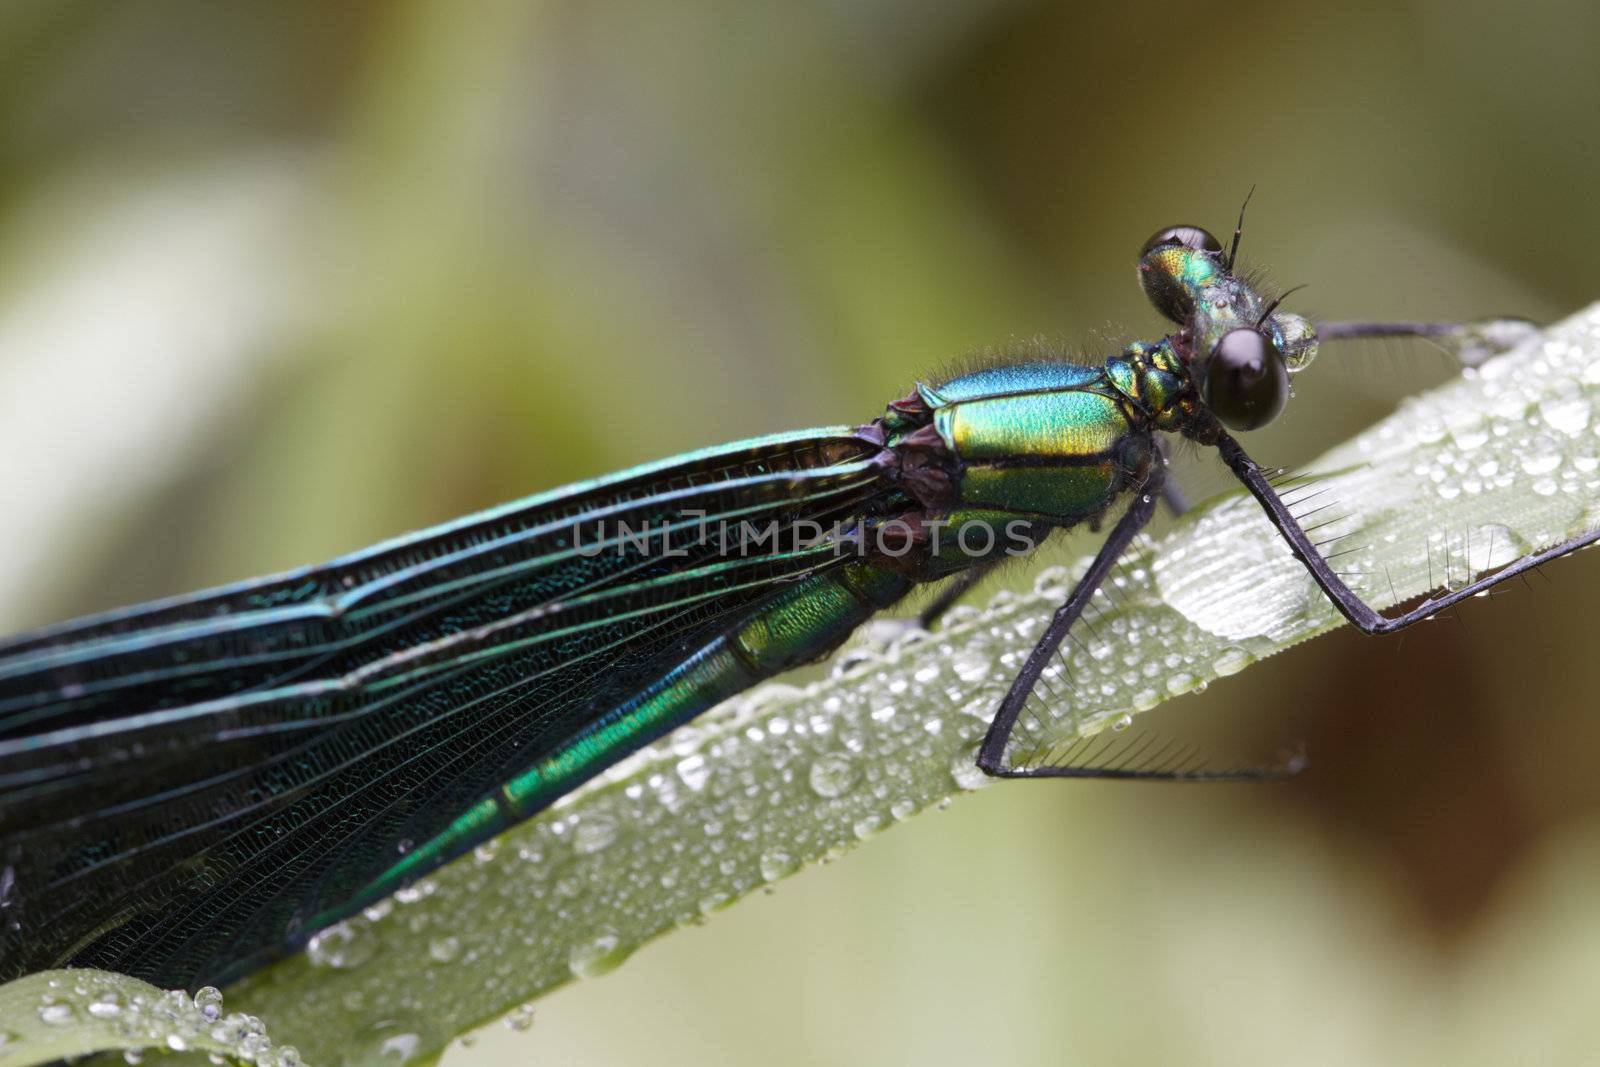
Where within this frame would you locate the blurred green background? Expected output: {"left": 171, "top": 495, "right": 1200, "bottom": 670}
{"left": 3, "top": 1, "right": 1600, "bottom": 1063}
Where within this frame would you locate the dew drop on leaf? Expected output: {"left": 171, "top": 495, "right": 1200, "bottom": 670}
{"left": 807, "top": 754, "right": 859, "bottom": 798}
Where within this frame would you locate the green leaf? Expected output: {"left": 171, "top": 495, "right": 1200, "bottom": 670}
{"left": 0, "top": 970, "right": 299, "bottom": 1067}
{"left": 9, "top": 306, "right": 1598, "bottom": 1065}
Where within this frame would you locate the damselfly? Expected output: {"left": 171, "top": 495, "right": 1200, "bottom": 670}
{"left": 2, "top": 210, "right": 1591, "bottom": 991}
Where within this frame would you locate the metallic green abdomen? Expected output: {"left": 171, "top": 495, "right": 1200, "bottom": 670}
{"left": 350, "top": 561, "right": 912, "bottom": 916}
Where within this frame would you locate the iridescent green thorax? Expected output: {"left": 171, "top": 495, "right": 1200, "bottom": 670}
{"left": 869, "top": 360, "right": 1155, "bottom": 566}
{"left": 1105, "top": 340, "right": 1209, "bottom": 437}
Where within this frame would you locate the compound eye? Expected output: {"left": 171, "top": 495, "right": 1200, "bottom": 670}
{"left": 1140, "top": 225, "right": 1221, "bottom": 258}
{"left": 1203, "top": 328, "right": 1288, "bottom": 431}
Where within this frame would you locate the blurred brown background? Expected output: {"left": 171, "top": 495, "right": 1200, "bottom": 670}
{"left": 2, "top": 1, "right": 1599, "bottom": 1063}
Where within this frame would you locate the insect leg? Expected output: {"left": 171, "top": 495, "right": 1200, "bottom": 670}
{"left": 975, "top": 488, "right": 1155, "bottom": 777}
{"left": 1216, "top": 432, "right": 1600, "bottom": 636}
{"left": 923, "top": 442, "right": 1190, "bottom": 633}
{"left": 1320, "top": 318, "right": 1538, "bottom": 368}
{"left": 922, "top": 428, "right": 1198, "bottom": 637}
{"left": 974, "top": 478, "right": 1290, "bottom": 782}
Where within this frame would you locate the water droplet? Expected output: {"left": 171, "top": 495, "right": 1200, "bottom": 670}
{"left": 665, "top": 751, "right": 711, "bottom": 796}
{"left": 394, "top": 880, "right": 433, "bottom": 904}
{"left": 951, "top": 650, "right": 991, "bottom": 683}
{"left": 159, "top": 988, "right": 193, "bottom": 1020}
{"left": 87, "top": 992, "right": 125, "bottom": 1018}
{"left": 194, "top": 985, "right": 224, "bottom": 1021}
{"left": 759, "top": 850, "right": 800, "bottom": 882}
{"left": 1212, "top": 646, "right": 1253, "bottom": 677}
{"left": 211, "top": 1014, "right": 252, "bottom": 1043}
{"left": 124, "top": 1050, "right": 144, "bottom": 1065}
{"left": 808, "top": 754, "right": 859, "bottom": 798}
{"left": 1132, "top": 688, "right": 1160, "bottom": 712}
{"left": 1448, "top": 415, "right": 1489, "bottom": 451}
{"left": 1165, "top": 672, "right": 1197, "bottom": 696}
{"left": 1110, "top": 713, "right": 1133, "bottom": 732}
{"left": 949, "top": 745, "right": 991, "bottom": 791}
{"left": 831, "top": 649, "right": 877, "bottom": 678}
{"left": 37, "top": 999, "right": 74, "bottom": 1026}
{"left": 853, "top": 815, "right": 884, "bottom": 840}
{"left": 427, "top": 935, "right": 460, "bottom": 963}
{"left": 572, "top": 814, "right": 618, "bottom": 854}
{"left": 890, "top": 798, "right": 916, "bottom": 821}
{"left": 307, "top": 919, "right": 378, "bottom": 970}
{"left": 239, "top": 1033, "right": 272, "bottom": 1062}
{"left": 1467, "top": 523, "right": 1528, "bottom": 573}
{"left": 1032, "top": 566, "right": 1071, "bottom": 598}
{"left": 1520, "top": 444, "right": 1562, "bottom": 476}
{"left": 504, "top": 1003, "right": 536, "bottom": 1032}
{"left": 1540, "top": 385, "right": 1591, "bottom": 436}
{"left": 341, "top": 1019, "right": 436, "bottom": 1067}
{"left": 569, "top": 932, "right": 631, "bottom": 979}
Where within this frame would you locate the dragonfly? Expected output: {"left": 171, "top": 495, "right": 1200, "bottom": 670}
{"left": 1, "top": 209, "right": 1592, "bottom": 992}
